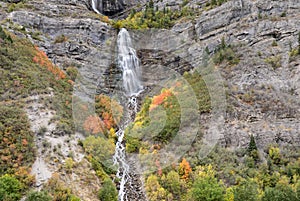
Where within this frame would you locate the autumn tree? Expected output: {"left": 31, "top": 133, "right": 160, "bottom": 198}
{"left": 145, "top": 175, "right": 167, "bottom": 201}
{"left": 179, "top": 158, "right": 192, "bottom": 180}
{"left": 83, "top": 115, "right": 105, "bottom": 134}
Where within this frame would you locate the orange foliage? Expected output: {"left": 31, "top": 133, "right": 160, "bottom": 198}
{"left": 150, "top": 89, "right": 173, "bottom": 111}
{"left": 67, "top": 79, "right": 74, "bottom": 85}
{"left": 95, "top": 94, "right": 123, "bottom": 131}
{"left": 83, "top": 115, "right": 105, "bottom": 134}
{"left": 33, "top": 46, "right": 66, "bottom": 80}
{"left": 100, "top": 16, "right": 110, "bottom": 23}
{"left": 152, "top": 89, "right": 172, "bottom": 105}
{"left": 179, "top": 158, "right": 192, "bottom": 180}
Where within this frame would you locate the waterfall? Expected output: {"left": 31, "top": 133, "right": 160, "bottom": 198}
{"left": 113, "top": 28, "right": 143, "bottom": 201}
{"left": 91, "top": 0, "right": 101, "bottom": 14}
{"left": 117, "top": 28, "right": 143, "bottom": 96}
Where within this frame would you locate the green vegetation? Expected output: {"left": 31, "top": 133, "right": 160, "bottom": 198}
{"left": 0, "top": 26, "right": 74, "bottom": 135}
{"left": 82, "top": 135, "right": 115, "bottom": 170}
{"left": 0, "top": 105, "right": 35, "bottom": 191}
{"left": 125, "top": 71, "right": 210, "bottom": 153}
{"left": 144, "top": 145, "right": 300, "bottom": 201}
{"left": 188, "top": 165, "right": 225, "bottom": 201}
{"left": 54, "top": 34, "right": 68, "bottom": 44}
{"left": 233, "top": 180, "right": 259, "bottom": 201}
{"left": 290, "top": 32, "right": 300, "bottom": 61}
{"left": 212, "top": 37, "right": 240, "bottom": 65}
{"left": 112, "top": 0, "right": 197, "bottom": 29}
{"left": 25, "top": 191, "right": 52, "bottom": 201}
{"left": 0, "top": 26, "right": 78, "bottom": 197}
{"left": 265, "top": 55, "right": 281, "bottom": 69}
{"left": 205, "top": 0, "right": 228, "bottom": 9}
{"left": 0, "top": 106, "right": 35, "bottom": 176}
{"left": 0, "top": 174, "right": 23, "bottom": 201}
{"left": 43, "top": 174, "right": 81, "bottom": 201}
{"left": 98, "top": 178, "right": 118, "bottom": 201}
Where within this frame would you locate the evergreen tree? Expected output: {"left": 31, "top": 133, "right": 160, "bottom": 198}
{"left": 247, "top": 134, "right": 259, "bottom": 161}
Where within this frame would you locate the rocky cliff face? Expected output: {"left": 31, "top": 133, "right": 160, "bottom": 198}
{"left": 0, "top": 0, "right": 299, "bottom": 199}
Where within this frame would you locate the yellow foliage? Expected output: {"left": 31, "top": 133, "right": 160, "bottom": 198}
{"left": 109, "top": 128, "right": 116, "bottom": 139}
{"left": 197, "top": 164, "right": 215, "bottom": 178}
{"left": 224, "top": 187, "right": 234, "bottom": 201}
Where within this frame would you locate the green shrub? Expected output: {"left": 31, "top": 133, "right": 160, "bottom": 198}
{"left": 212, "top": 38, "right": 239, "bottom": 65}
{"left": 98, "top": 179, "right": 118, "bottom": 201}
{"left": 233, "top": 180, "right": 259, "bottom": 201}
{"left": 25, "top": 191, "right": 52, "bottom": 201}
{"left": 66, "top": 66, "right": 78, "bottom": 81}
{"left": 54, "top": 34, "right": 68, "bottom": 44}
{"left": 262, "top": 184, "right": 297, "bottom": 201}
{"left": 0, "top": 175, "right": 22, "bottom": 201}
{"left": 0, "top": 105, "right": 35, "bottom": 175}
{"left": 265, "top": 55, "right": 281, "bottom": 69}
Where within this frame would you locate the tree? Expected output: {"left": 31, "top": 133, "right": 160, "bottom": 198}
{"left": 25, "top": 191, "right": 52, "bottom": 201}
{"left": 145, "top": 175, "right": 167, "bottom": 201}
{"left": 179, "top": 158, "right": 192, "bottom": 180}
{"left": 268, "top": 146, "right": 281, "bottom": 165}
{"left": 82, "top": 136, "right": 115, "bottom": 168}
{"left": 262, "top": 184, "right": 297, "bottom": 201}
{"left": 0, "top": 174, "right": 22, "bottom": 201}
{"left": 166, "top": 171, "right": 181, "bottom": 198}
{"left": 233, "top": 180, "right": 259, "bottom": 201}
{"left": 189, "top": 165, "right": 225, "bottom": 201}
{"left": 83, "top": 115, "right": 105, "bottom": 134}
{"left": 247, "top": 134, "right": 259, "bottom": 161}
{"left": 98, "top": 179, "right": 117, "bottom": 201}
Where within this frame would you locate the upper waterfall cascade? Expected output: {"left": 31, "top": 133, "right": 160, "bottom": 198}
{"left": 117, "top": 28, "right": 143, "bottom": 96}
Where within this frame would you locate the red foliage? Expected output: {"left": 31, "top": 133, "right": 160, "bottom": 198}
{"left": 83, "top": 115, "right": 105, "bottom": 134}
{"left": 33, "top": 46, "right": 66, "bottom": 80}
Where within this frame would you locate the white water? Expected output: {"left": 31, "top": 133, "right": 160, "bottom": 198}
{"left": 117, "top": 28, "right": 143, "bottom": 96}
{"left": 113, "top": 28, "right": 142, "bottom": 201}
{"left": 91, "top": 0, "right": 101, "bottom": 14}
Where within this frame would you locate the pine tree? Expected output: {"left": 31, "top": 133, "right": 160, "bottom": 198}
{"left": 247, "top": 134, "right": 259, "bottom": 161}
